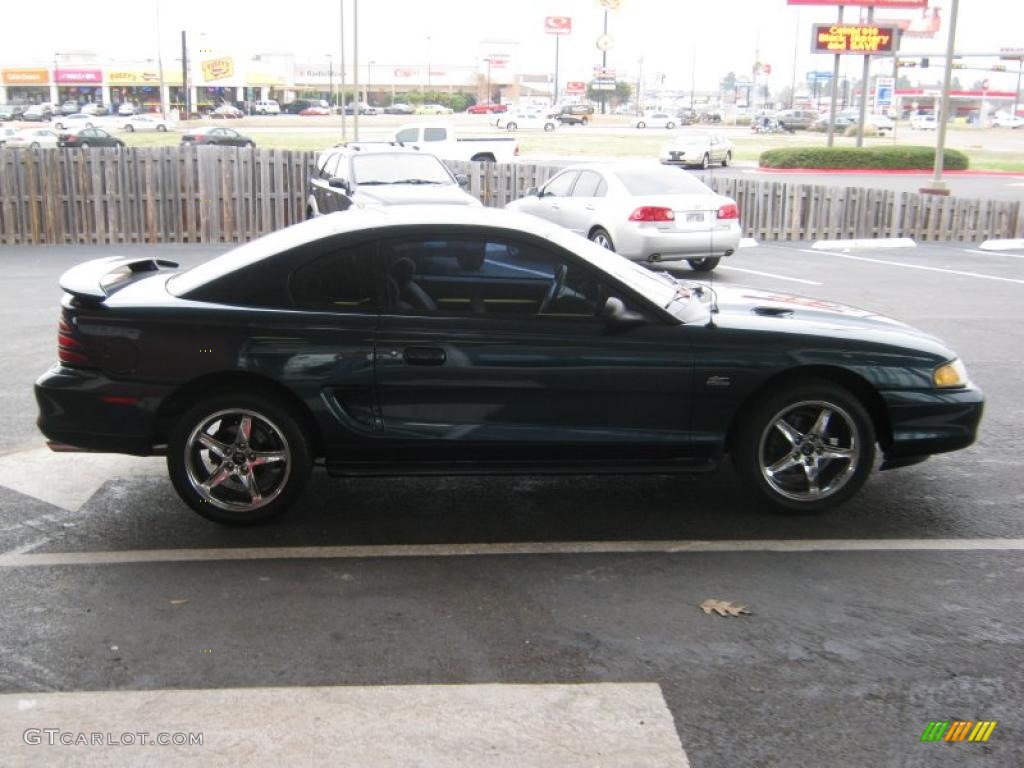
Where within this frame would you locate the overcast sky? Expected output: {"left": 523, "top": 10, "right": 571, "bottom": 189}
{"left": 3, "top": 0, "right": 1022, "bottom": 91}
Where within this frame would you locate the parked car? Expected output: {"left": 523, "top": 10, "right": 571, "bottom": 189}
{"left": 22, "top": 103, "right": 57, "bottom": 121}
{"left": 282, "top": 100, "right": 316, "bottom": 114}
{"left": 910, "top": 113, "right": 938, "bottom": 130}
{"left": 299, "top": 106, "right": 331, "bottom": 116}
{"left": 121, "top": 114, "right": 174, "bottom": 132}
{"left": 775, "top": 109, "right": 818, "bottom": 131}
{"left": 633, "top": 112, "right": 677, "bottom": 129}
{"left": 80, "top": 103, "right": 105, "bottom": 117}
{"left": 0, "top": 126, "right": 19, "bottom": 146}
{"left": 992, "top": 113, "right": 1024, "bottom": 129}
{"left": 211, "top": 103, "right": 243, "bottom": 119}
{"left": 117, "top": 103, "right": 137, "bottom": 116}
{"left": 57, "top": 127, "right": 125, "bottom": 149}
{"left": 495, "top": 111, "right": 558, "bottom": 132}
{"left": 547, "top": 104, "right": 595, "bottom": 124}
{"left": 867, "top": 114, "right": 895, "bottom": 135}
{"left": 59, "top": 100, "right": 80, "bottom": 116}
{"left": 343, "top": 102, "right": 378, "bottom": 115}
{"left": 181, "top": 127, "right": 255, "bottom": 147}
{"left": 4, "top": 128, "right": 60, "bottom": 148}
{"left": 306, "top": 146, "right": 478, "bottom": 217}
{"left": 253, "top": 99, "right": 281, "bottom": 115}
{"left": 506, "top": 162, "right": 741, "bottom": 272}
{"left": 36, "top": 205, "right": 983, "bottom": 523}
{"left": 467, "top": 102, "right": 507, "bottom": 114}
{"left": 659, "top": 130, "right": 733, "bottom": 169}
{"left": 415, "top": 103, "right": 454, "bottom": 115}
{"left": 0, "top": 104, "right": 27, "bottom": 121}
{"left": 391, "top": 122, "right": 518, "bottom": 163}
{"left": 51, "top": 113, "right": 97, "bottom": 130}
{"left": 384, "top": 103, "right": 415, "bottom": 115}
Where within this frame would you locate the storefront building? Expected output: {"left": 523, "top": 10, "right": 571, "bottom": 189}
{"left": 55, "top": 67, "right": 103, "bottom": 106}
{"left": 0, "top": 68, "right": 51, "bottom": 104}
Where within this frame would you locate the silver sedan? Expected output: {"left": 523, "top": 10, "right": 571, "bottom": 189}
{"left": 506, "top": 162, "right": 741, "bottom": 272}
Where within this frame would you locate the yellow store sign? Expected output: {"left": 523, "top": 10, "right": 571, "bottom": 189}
{"left": 201, "top": 58, "right": 235, "bottom": 82}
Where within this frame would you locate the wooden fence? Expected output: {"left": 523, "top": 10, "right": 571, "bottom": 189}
{"left": 1, "top": 147, "right": 1021, "bottom": 245}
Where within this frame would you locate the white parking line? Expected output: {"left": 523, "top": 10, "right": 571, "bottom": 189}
{"left": 2, "top": 538, "right": 1022, "bottom": 568}
{"left": 962, "top": 248, "right": 1024, "bottom": 259}
{"left": 718, "top": 265, "right": 822, "bottom": 286}
{"left": 1, "top": 683, "right": 689, "bottom": 768}
{"left": 798, "top": 249, "right": 1024, "bottom": 284}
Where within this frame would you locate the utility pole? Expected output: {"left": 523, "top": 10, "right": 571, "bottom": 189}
{"left": 826, "top": 5, "right": 844, "bottom": 147}
{"left": 601, "top": 9, "right": 608, "bottom": 115}
{"left": 855, "top": 6, "right": 874, "bottom": 147}
{"left": 690, "top": 45, "right": 696, "bottom": 111}
{"left": 353, "top": 0, "right": 359, "bottom": 140}
{"left": 635, "top": 56, "right": 642, "bottom": 115}
{"left": 156, "top": 0, "right": 166, "bottom": 119}
{"left": 340, "top": 0, "right": 346, "bottom": 141}
{"left": 922, "top": 0, "right": 960, "bottom": 195}
{"left": 553, "top": 35, "right": 560, "bottom": 107}
{"left": 790, "top": 12, "right": 800, "bottom": 109}
{"left": 181, "top": 31, "right": 190, "bottom": 119}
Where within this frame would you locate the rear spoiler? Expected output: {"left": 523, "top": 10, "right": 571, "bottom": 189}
{"left": 59, "top": 257, "right": 179, "bottom": 302}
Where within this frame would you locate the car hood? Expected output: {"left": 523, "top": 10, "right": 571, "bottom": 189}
{"left": 353, "top": 185, "right": 480, "bottom": 207}
{"left": 709, "top": 284, "right": 955, "bottom": 358}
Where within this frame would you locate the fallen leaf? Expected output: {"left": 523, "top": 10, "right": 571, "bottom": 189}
{"left": 169, "top": 599, "right": 189, "bottom": 606}
{"left": 700, "top": 599, "right": 751, "bottom": 617}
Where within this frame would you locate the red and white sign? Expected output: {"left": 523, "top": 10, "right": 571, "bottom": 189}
{"left": 545, "top": 16, "right": 572, "bottom": 35}
{"left": 565, "top": 81, "right": 586, "bottom": 94}
{"left": 483, "top": 55, "right": 509, "bottom": 69}
{"left": 787, "top": 0, "right": 927, "bottom": 7}
{"left": 55, "top": 68, "right": 102, "bottom": 84}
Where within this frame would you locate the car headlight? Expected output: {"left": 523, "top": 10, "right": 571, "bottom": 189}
{"left": 933, "top": 358, "right": 969, "bottom": 388}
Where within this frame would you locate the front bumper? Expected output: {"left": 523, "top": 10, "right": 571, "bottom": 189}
{"left": 615, "top": 221, "right": 742, "bottom": 262}
{"left": 882, "top": 383, "right": 984, "bottom": 460}
{"left": 660, "top": 149, "right": 708, "bottom": 165}
{"left": 35, "top": 365, "right": 173, "bottom": 456}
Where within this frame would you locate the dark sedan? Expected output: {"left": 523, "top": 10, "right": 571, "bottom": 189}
{"left": 36, "top": 207, "right": 983, "bottom": 525}
{"left": 57, "top": 127, "right": 125, "bottom": 149}
{"left": 181, "top": 127, "right": 255, "bottom": 147}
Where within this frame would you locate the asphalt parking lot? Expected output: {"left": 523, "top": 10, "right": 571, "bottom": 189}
{"left": 1, "top": 240, "right": 1022, "bottom": 766}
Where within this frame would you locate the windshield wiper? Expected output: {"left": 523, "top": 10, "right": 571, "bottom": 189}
{"left": 391, "top": 178, "right": 445, "bottom": 185}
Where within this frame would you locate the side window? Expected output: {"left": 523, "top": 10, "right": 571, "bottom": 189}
{"left": 289, "top": 242, "right": 378, "bottom": 311}
{"left": 542, "top": 171, "right": 578, "bottom": 198}
{"left": 423, "top": 127, "right": 447, "bottom": 142}
{"left": 594, "top": 178, "right": 607, "bottom": 197}
{"left": 381, "top": 235, "right": 617, "bottom": 320}
{"left": 317, "top": 152, "right": 336, "bottom": 175}
{"left": 571, "top": 171, "right": 603, "bottom": 198}
{"left": 395, "top": 127, "right": 418, "bottom": 143}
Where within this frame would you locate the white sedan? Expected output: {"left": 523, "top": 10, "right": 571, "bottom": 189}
{"left": 121, "top": 114, "right": 175, "bottom": 132}
{"left": 3, "top": 128, "right": 61, "bottom": 148}
{"left": 494, "top": 111, "right": 558, "bottom": 132}
{"left": 992, "top": 114, "right": 1024, "bottom": 129}
{"left": 910, "top": 114, "right": 937, "bottom": 130}
{"left": 506, "top": 162, "right": 741, "bottom": 272}
{"left": 633, "top": 112, "right": 677, "bottom": 129}
{"left": 659, "top": 130, "right": 734, "bottom": 169}
{"left": 51, "top": 113, "right": 98, "bottom": 130}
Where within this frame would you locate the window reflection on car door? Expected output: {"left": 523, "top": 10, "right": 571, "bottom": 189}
{"left": 527, "top": 170, "right": 578, "bottom": 228}
{"left": 373, "top": 228, "right": 694, "bottom": 460}
{"left": 558, "top": 170, "right": 607, "bottom": 237}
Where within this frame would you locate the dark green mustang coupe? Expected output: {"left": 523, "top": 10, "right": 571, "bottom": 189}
{"left": 36, "top": 207, "right": 983, "bottom": 524}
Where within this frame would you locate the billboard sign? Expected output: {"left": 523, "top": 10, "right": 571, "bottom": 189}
{"left": 565, "top": 80, "right": 586, "bottom": 94}
{"left": 544, "top": 16, "right": 572, "bottom": 35}
{"left": 1, "top": 68, "right": 49, "bottom": 85}
{"left": 55, "top": 68, "right": 102, "bottom": 84}
{"left": 813, "top": 24, "right": 896, "bottom": 54}
{"left": 201, "top": 58, "right": 235, "bottom": 82}
{"left": 875, "top": 76, "right": 895, "bottom": 108}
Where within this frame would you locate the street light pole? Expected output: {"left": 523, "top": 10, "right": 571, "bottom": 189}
{"left": 486, "top": 57, "right": 492, "bottom": 105}
{"left": 855, "top": 6, "right": 874, "bottom": 147}
{"left": 328, "top": 54, "right": 333, "bottom": 109}
{"left": 923, "top": 0, "right": 960, "bottom": 195}
{"left": 826, "top": 5, "right": 844, "bottom": 147}
{"left": 340, "top": 0, "right": 346, "bottom": 141}
{"left": 156, "top": 0, "right": 167, "bottom": 119}
{"left": 353, "top": 0, "right": 359, "bottom": 140}
{"left": 426, "top": 35, "right": 432, "bottom": 93}
{"left": 601, "top": 9, "right": 608, "bottom": 115}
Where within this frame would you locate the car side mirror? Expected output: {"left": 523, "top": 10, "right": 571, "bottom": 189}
{"left": 601, "top": 297, "right": 646, "bottom": 328}
{"left": 328, "top": 177, "right": 351, "bottom": 194}
{"left": 455, "top": 173, "right": 469, "bottom": 187}
{"left": 527, "top": 186, "right": 540, "bottom": 197}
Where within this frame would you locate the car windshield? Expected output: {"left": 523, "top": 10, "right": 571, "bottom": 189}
{"left": 612, "top": 166, "right": 712, "bottom": 196}
{"left": 353, "top": 154, "right": 454, "bottom": 185}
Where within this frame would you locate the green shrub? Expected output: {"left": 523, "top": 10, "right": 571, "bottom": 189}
{"left": 759, "top": 145, "right": 969, "bottom": 170}
{"left": 843, "top": 124, "right": 879, "bottom": 138}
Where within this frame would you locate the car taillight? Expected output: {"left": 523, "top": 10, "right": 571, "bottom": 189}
{"left": 717, "top": 203, "right": 739, "bottom": 220}
{"left": 628, "top": 206, "right": 675, "bottom": 222}
{"left": 58, "top": 315, "right": 90, "bottom": 366}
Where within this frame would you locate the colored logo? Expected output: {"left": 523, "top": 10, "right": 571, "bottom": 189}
{"left": 201, "top": 58, "right": 235, "bottom": 82}
{"left": 921, "top": 721, "right": 997, "bottom": 743}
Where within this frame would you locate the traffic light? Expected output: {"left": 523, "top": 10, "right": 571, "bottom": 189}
{"left": 921, "top": 57, "right": 929, "bottom": 68}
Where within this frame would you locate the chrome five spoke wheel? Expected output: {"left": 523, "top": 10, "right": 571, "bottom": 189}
{"left": 758, "top": 400, "right": 860, "bottom": 501}
{"left": 184, "top": 409, "right": 291, "bottom": 513}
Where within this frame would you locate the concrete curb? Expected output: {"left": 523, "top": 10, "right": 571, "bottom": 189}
{"left": 812, "top": 238, "right": 917, "bottom": 250}
{"left": 979, "top": 238, "right": 1024, "bottom": 251}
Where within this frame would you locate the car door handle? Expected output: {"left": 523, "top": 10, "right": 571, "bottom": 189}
{"left": 584, "top": 204, "right": 595, "bottom": 210}
{"left": 551, "top": 203, "right": 561, "bottom": 209}
{"left": 403, "top": 346, "right": 446, "bottom": 365}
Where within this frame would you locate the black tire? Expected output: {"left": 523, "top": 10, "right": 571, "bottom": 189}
{"left": 30, "top": 142, "right": 40, "bottom": 148}
{"left": 732, "top": 378, "right": 876, "bottom": 515}
{"left": 666, "top": 121, "right": 676, "bottom": 129}
{"left": 637, "top": 121, "right": 646, "bottom": 129}
{"left": 157, "top": 124, "right": 167, "bottom": 132}
{"left": 80, "top": 142, "right": 90, "bottom": 148}
{"left": 722, "top": 151, "right": 731, "bottom": 167}
{"left": 543, "top": 122, "right": 554, "bottom": 132}
{"left": 687, "top": 257, "right": 720, "bottom": 272}
{"left": 507, "top": 122, "right": 517, "bottom": 131}
{"left": 126, "top": 124, "right": 135, "bottom": 132}
{"left": 580, "top": 116, "right": 589, "bottom": 125}
{"left": 589, "top": 227, "right": 615, "bottom": 251}
{"left": 244, "top": 141, "right": 254, "bottom": 148}
{"left": 701, "top": 153, "right": 710, "bottom": 170}
{"left": 167, "top": 391, "right": 313, "bottom": 525}
{"left": 471, "top": 153, "right": 496, "bottom": 163}
{"left": 55, "top": 123, "right": 64, "bottom": 130}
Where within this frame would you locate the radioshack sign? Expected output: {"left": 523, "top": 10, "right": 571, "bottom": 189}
{"left": 812, "top": 24, "right": 896, "bottom": 54}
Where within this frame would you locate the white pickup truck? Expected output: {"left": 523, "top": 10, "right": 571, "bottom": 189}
{"left": 392, "top": 122, "right": 519, "bottom": 163}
